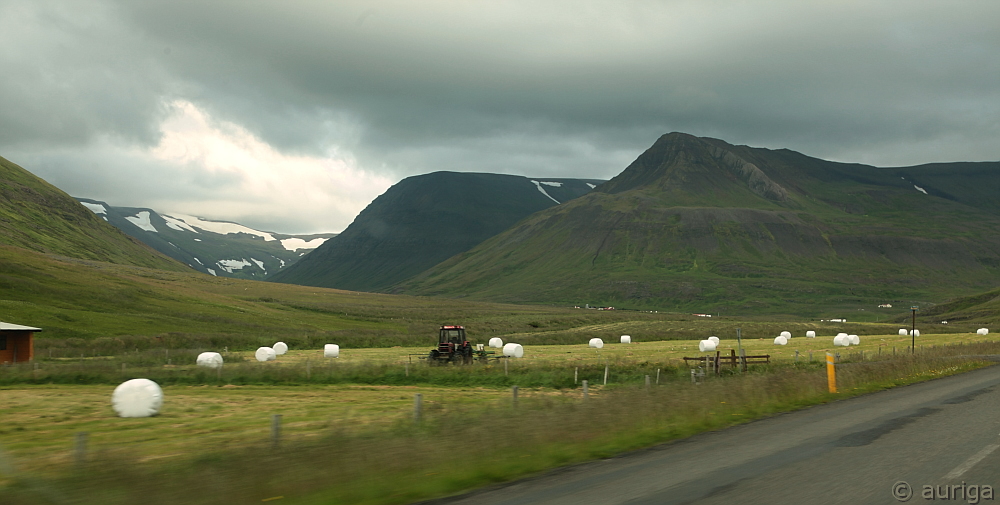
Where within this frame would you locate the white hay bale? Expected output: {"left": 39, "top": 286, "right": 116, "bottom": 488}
{"left": 898, "top": 329, "right": 908, "bottom": 336}
{"left": 488, "top": 337, "right": 504, "bottom": 348}
{"left": 112, "top": 378, "right": 163, "bottom": 418}
{"left": 620, "top": 335, "right": 631, "bottom": 344}
{"left": 806, "top": 331, "right": 816, "bottom": 338}
{"left": 773, "top": 336, "right": 788, "bottom": 345}
{"left": 977, "top": 328, "right": 989, "bottom": 336}
{"left": 255, "top": 347, "right": 276, "bottom": 362}
{"left": 850, "top": 335, "right": 860, "bottom": 345}
{"left": 708, "top": 336, "right": 720, "bottom": 345}
{"left": 273, "top": 342, "right": 288, "bottom": 355}
{"left": 833, "top": 335, "right": 849, "bottom": 347}
{"left": 908, "top": 329, "right": 920, "bottom": 337}
{"left": 780, "top": 331, "right": 791, "bottom": 339}
{"left": 699, "top": 340, "right": 717, "bottom": 352}
{"left": 503, "top": 343, "right": 524, "bottom": 358}
{"left": 589, "top": 338, "right": 604, "bottom": 349}
{"left": 324, "top": 344, "right": 339, "bottom": 358}
{"left": 196, "top": 352, "right": 223, "bottom": 369}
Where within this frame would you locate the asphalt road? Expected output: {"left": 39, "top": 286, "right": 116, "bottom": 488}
{"left": 423, "top": 364, "right": 1000, "bottom": 505}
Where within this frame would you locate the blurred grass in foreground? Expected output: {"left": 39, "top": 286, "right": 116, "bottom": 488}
{"left": 1, "top": 341, "right": 998, "bottom": 505}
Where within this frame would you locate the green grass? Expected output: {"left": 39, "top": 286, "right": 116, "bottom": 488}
{"left": 2, "top": 342, "right": 995, "bottom": 505}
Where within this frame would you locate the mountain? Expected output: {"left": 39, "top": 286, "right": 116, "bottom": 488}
{"left": 75, "top": 199, "right": 336, "bottom": 279}
{"left": 269, "top": 172, "right": 603, "bottom": 291}
{"left": 399, "top": 133, "right": 1000, "bottom": 317}
{"left": 0, "top": 155, "right": 183, "bottom": 271}
{"left": 903, "top": 287, "right": 1000, "bottom": 326}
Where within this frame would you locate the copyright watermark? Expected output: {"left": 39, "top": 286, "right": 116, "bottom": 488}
{"left": 893, "top": 481, "right": 995, "bottom": 503}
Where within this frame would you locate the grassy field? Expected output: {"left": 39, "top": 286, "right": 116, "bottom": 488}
{"left": 2, "top": 333, "right": 997, "bottom": 505}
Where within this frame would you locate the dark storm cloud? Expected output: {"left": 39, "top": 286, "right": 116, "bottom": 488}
{"left": 1, "top": 1, "right": 999, "bottom": 231}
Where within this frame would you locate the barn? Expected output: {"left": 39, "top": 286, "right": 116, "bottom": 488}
{"left": 0, "top": 321, "right": 41, "bottom": 363}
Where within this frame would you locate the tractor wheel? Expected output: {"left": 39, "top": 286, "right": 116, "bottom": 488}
{"left": 428, "top": 349, "right": 440, "bottom": 365}
{"left": 462, "top": 347, "right": 473, "bottom": 365}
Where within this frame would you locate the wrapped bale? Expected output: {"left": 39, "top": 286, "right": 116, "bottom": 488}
{"left": 977, "top": 328, "right": 989, "bottom": 336}
{"left": 273, "top": 342, "right": 288, "bottom": 355}
{"left": 708, "top": 336, "right": 720, "bottom": 345}
{"left": 850, "top": 335, "right": 860, "bottom": 345}
{"left": 255, "top": 347, "right": 276, "bottom": 362}
{"left": 324, "top": 344, "right": 340, "bottom": 358}
{"left": 806, "top": 331, "right": 816, "bottom": 338}
{"left": 488, "top": 337, "right": 504, "bottom": 348}
{"left": 909, "top": 329, "right": 920, "bottom": 337}
{"left": 780, "top": 331, "right": 792, "bottom": 339}
{"left": 112, "top": 378, "right": 163, "bottom": 418}
{"left": 773, "top": 336, "right": 788, "bottom": 346}
{"left": 898, "top": 329, "right": 908, "bottom": 336}
{"left": 620, "top": 335, "right": 631, "bottom": 344}
{"left": 833, "top": 335, "right": 850, "bottom": 347}
{"left": 589, "top": 338, "right": 604, "bottom": 349}
{"left": 196, "top": 352, "right": 223, "bottom": 369}
{"left": 502, "top": 343, "right": 524, "bottom": 358}
{"left": 699, "top": 339, "right": 717, "bottom": 352}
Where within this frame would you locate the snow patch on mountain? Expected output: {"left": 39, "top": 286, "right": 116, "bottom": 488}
{"left": 162, "top": 215, "right": 200, "bottom": 233}
{"left": 206, "top": 268, "right": 217, "bottom": 276}
{"left": 250, "top": 258, "right": 265, "bottom": 271}
{"left": 193, "top": 257, "right": 203, "bottom": 265}
{"left": 280, "top": 237, "right": 328, "bottom": 252}
{"left": 216, "top": 259, "right": 251, "bottom": 273}
{"left": 914, "top": 185, "right": 928, "bottom": 195}
{"left": 166, "top": 214, "right": 276, "bottom": 241}
{"left": 81, "top": 202, "right": 107, "bottom": 214}
{"left": 538, "top": 181, "right": 563, "bottom": 187}
{"left": 530, "top": 180, "right": 561, "bottom": 204}
{"left": 586, "top": 183, "right": 597, "bottom": 189}
{"left": 125, "top": 211, "right": 158, "bottom": 232}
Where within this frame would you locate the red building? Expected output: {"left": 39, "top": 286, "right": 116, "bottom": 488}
{"left": 0, "top": 321, "right": 41, "bottom": 363}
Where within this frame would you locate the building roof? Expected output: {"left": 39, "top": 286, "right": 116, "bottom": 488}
{"left": 0, "top": 322, "right": 42, "bottom": 332}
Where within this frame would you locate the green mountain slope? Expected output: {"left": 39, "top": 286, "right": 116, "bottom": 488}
{"left": 399, "top": 133, "right": 1000, "bottom": 317}
{"left": 269, "top": 172, "right": 602, "bottom": 291}
{"left": 0, "top": 155, "right": 184, "bottom": 271}
{"left": 904, "top": 287, "right": 1000, "bottom": 325}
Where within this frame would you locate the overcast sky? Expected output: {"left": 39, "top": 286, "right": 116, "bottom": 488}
{"left": 2, "top": 1, "right": 998, "bottom": 233}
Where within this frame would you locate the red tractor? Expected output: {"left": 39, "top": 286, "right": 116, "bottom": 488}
{"left": 428, "top": 325, "right": 475, "bottom": 365}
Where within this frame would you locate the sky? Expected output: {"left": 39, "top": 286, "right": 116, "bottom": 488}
{"left": 2, "top": 1, "right": 998, "bottom": 234}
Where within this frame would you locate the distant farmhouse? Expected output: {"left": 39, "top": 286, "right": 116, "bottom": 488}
{"left": 0, "top": 321, "right": 41, "bottom": 363}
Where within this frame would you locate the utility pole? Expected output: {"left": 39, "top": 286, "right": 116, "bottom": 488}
{"left": 911, "top": 306, "right": 918, "bottom": 354}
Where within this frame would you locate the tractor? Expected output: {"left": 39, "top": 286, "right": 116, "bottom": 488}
{"left": 427, "top": 325, "right": 494, "bottom": 365}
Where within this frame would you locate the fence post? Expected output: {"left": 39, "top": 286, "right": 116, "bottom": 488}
{"left": 504, "top": 358, "right": 508, "bottom": 376}
{"left": 794, "top": 350, "right": 799, "bottom": 363}
{"left": 582, "top": 380, "right": 588, "bottom": 400}
{"left": 655, "top": 368, "right": 660, "bottom": 385}
{"left": 826, "top": 352, "right": 837, "bottom": 393}
{"left": 603, "top": 364, "right": 609, "bottom": 385}
{"left": 271, "top": 414, "right": 282, "bottom": 449}
{"left": 512, "top": 385, "right": 518, "bottom": 408}
{"left": 75, "top": 432, "right": 88, "bottom": 465}
{"left": 414, "top": 394, "right": 422, "bottom": 424}
{"left": 644, "top": 375, "right": 650, "bottom": 390}
{"left": 574, "top": 367, "right": 578, "bottom": 384}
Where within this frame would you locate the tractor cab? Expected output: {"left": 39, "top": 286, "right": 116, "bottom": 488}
{"left": 438, "top": 325, "right": 468, "bottom": 353}
{"left": 428, "top": 325, "right": 475, "bottom": 364}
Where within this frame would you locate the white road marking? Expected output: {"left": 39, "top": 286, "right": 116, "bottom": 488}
{"left": 943, "top": 444, "right": 1000, "bottom": 480}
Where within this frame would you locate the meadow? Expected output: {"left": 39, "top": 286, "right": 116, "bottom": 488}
{"left": 2, "top": 332, "right": 997, "bottom": 505}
